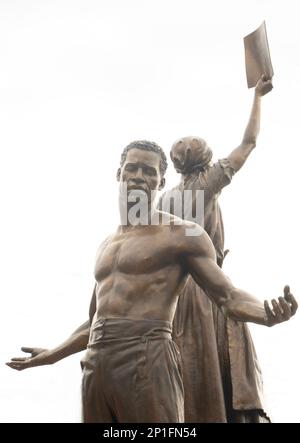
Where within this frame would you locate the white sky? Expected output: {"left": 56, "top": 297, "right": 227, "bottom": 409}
{"left": 0, "top": 0, "right": 299, "bottom": 423}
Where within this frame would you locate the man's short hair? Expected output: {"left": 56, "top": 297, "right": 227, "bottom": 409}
{"left": 120, "top": 140, "right": 168, "bottom": 177}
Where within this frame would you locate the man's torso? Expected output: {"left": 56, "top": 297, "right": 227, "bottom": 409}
{"left": 93, "top": 224, "right": 189, "bottom": 323}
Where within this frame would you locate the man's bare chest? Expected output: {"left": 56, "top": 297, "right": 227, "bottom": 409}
{"left": 94, "top": 228, "right": 177, "bottom": 282}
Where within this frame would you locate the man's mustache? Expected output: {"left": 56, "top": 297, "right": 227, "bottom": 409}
{"left": 127, "top": 183, "right": 148, "bottom": 191}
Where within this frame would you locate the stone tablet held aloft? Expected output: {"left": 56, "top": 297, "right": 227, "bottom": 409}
{"left": 244, "top": 21, "right": 274, "bottom": 88}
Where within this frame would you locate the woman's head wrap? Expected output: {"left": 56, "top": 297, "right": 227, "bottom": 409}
{"left": 170, "top": 136, "right": 213, "bottom": 174}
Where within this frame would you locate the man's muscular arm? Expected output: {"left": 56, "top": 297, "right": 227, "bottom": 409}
{"left": 182, "top": 225, "right": 297, "bottom": 326}
{"left": 6, "top": 286, "right": 96, "bottom": 371}
{"left": 227, "top": 75, "right": 273, "bottom": 172}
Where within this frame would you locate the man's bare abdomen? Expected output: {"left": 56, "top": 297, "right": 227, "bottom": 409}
{"left": 93, "top": 227, "right": 186, "bottom": 322}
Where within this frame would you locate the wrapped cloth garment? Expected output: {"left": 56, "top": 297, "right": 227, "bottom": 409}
{"left": 160, "top": 158, "right": 270, "bottom": 422}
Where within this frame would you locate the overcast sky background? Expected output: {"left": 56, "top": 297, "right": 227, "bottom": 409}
{"left": 1, "top": 0, "right": 299, "bottom": 422}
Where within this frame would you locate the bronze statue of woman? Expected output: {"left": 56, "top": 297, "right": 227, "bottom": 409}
{"left": 159, "top": 76, "right": 273, "bottom": 422}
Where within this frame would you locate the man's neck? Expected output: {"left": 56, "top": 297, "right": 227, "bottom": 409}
{"left": 119, "top": 203, "right": 159, "bottom": 231}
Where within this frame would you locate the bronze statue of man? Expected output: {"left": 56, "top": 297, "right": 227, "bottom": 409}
{"left": 159, "top": 76, "right": 273, "bottom": 422}
{"left": 7, "top": 139, "right": 297, "bottom": 423}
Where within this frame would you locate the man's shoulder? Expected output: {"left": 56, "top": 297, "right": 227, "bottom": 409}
{"left": 170, "top": 220, "right": 215, "bottom": 259}
{"left": 157, "top": 210, "right": 199, "bottom": 232}
{"left": 156, "top": 212, "right": 211, "bottom": 252}
{"left": 157, "top": 210, "right": 184, "bottom": 226}
{"left": 96, "top": 232, "right": 116, "bottom": 253}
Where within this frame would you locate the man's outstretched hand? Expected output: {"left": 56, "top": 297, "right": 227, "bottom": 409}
{"left": 6, "top": 347, "right": 51, "bottom": 371}
{"left": 264, "top": 285, "right": 298, "bottom": 327}
{"left": 255, "top": 75, "right": 273, "bottom": 96}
